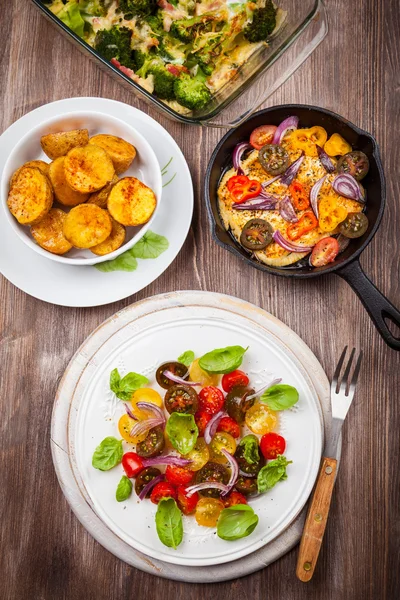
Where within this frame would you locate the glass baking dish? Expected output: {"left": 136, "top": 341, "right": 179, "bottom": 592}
{"left": 31, "top": 0, "right": 328, "bottom": 127}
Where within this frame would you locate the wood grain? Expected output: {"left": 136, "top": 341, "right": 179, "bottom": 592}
{"left": 0, "top": 0, "right": 399, "bottom": 599}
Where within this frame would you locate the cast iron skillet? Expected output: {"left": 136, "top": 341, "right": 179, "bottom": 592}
{"left": 205, "top": 105, "right": 400, "bottom": 350}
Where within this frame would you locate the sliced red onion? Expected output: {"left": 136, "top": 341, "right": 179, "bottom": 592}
{"left": 204, "top": 410, "right": 228, "bottom": 445}
{"left": 332, "top": 174, "right": 364, "bottom": 203}
{"left": 232, "top": 197, "right": 278, "bottom": 211}
{"left": 246, "top": 378, "right": 282, "bottom": 401}
{"left": 317, "top": 145, "right": 336, "bottom": 173}
{"left": 280, "top": 153, "right": 305, "bottom": 186}
{"left": 185, "top": 481, "right": 230, "bottom": 497}
{"left": 337, "top": 234, "right": 351, "bottom": 253}
{"left": 163, "top": 370, "right": 200, "bottom": 387}
{"left": 233, "top": 142, "right": 252, "bottom": 175}
{"left": 138, "top": 474, "right": 165, "bottom": 501}
{"left": 239, "top": 469, "right": 256, "bottom": 478}
{"left": 272, "top": 230, "right": 313, "bottom": 253}
{"left": 220, "top": 449, "right": 239, "bottom": 496}
{"left": 142, "top": 455, "right": 192, "bottom": 468}
{"left": 279, "top": 196, "right": 298, "bottom": 223}
{"left": 130, "top": 417, "right": 165, "bottom": 437}
{"left": 310, "top": 174, "right": 327, "bottom": 219}
{"left": 136, "top": 402, "right": 165, "bottom": 421}
{"left": 124, "top": 403, "right": 138, "bottom": 421}
{"left": 272, "top": 116, "right": 299, "bottom": 144}
{"left": 262, "top": 174, "right": 282, "bottom": 188}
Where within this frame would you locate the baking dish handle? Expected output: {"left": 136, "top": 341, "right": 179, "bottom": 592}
{"left": 204, "top": 0, "right": 329, "bottom": 129}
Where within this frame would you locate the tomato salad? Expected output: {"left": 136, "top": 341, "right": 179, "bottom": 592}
{"left": 92, "top": 346, "right": 298, "bottom": 549}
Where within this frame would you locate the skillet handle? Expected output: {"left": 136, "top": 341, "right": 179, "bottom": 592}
{"left": 337, "top": 259, "right": 400, "bottom": 350}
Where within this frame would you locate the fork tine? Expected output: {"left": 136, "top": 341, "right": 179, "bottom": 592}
{"left": 347, "top": 351, "right": 363, "bottom": 397}
{"left": 332, "top": 346, "right": 347, "bottom": 393}
{"left": 340, "top": 347, "right": 356, "bottom": 395}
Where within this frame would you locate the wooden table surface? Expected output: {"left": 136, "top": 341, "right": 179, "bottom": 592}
{"left": 1, "top": 1, "right": 399, "bottom": 598}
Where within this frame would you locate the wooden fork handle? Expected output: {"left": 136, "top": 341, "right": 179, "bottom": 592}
{"left": 296, "top": 456, "right": 338, "bottom": 582}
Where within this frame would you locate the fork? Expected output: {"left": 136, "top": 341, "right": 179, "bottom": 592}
{"left": 296, "top": 347, "right": 363, "bottom": 582}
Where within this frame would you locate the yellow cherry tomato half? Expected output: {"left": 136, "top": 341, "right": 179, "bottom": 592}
{"left": 118, "top": 413, "right": 146, "bottom": 444}
{"left": 245, "top": 403, "right": 278, "bottom": 435}
{"left": 189, "top": 359, "right": 220, "bottom": 387}
{"left": 209, "top": 432, "right": 237, "bottom": 464}
{"left": 130, "top": 388, "right": 163, "bottom": 419}
{"left": 185, "top": 438, "right": 210, "bottom": 471}
{"left": 195, "top": 497, "right": 225, "bottom": 527}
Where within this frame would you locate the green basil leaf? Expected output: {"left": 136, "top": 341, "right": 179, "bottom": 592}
{"left": 239, "top": 434, "right": 260, "bottom": 465}
{"left": 109, "top": 368, "right": 149, "bottom": 401}
{"left": 56, "top": 2, "right": 86, "bottom": 37}
{"left": 131, "top": 231, "right": 169, "bottom": 259}
{"left": 92, "top": 437, "right": 123, "bottom": 471}
{"left": 260, "top": 384, "right": 299, "bottom": 411}
{"left": 116, "top": 475, "right": 133, "bottom": 502}
{"left": 177, "top": 350, "right": 195, "bottom": 367}
{"left": 95, "top": 250, "right": 138, "bottom": 272}
{"left": 165, "top": 413, "right": 198, "bottom": 455}
{"left": 155, "top": 497, "right": 183, "bottom": 549}
{"left": 257, "top": 455, "right": 292, "bottom": 493}
{"left": 217, "top": 505, "right": 259, "bottom": 541}
{"left": 109, "top": 368, "right": 121, "bottom": 395}
{"left": 198, "top": 346, "right": 248, "bottom": 374}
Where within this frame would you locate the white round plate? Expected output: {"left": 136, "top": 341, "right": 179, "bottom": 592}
{"left": 0, "top": 98, "right": 193, "bottom": 306}
{"left": 52, "top": 292, "right": 328, "bottom": 574}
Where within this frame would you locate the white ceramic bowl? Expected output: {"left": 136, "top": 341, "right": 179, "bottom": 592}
{"left": 1, "top": 111, "right": 162, "bottom": 265}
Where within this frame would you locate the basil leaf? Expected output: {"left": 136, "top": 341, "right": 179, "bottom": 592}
{"left": 239, "top": 434, "right": 260, "bottom": 465}
{"left": 166, "top": 413, "right": 198, "bottom": 455}
{"left": 217, "top": 505, "right": 259, "bottom": 541}
{"left": 155, "top": 497, "right": 183, "bottom": 549}
{"left": 257, "top": 455, "right": 292, "bottom": 493}
{"left": 109, "top": 368, "right": 149, "bottom": 401}
{"left": 198, "top": 346, "right": 248, "bottom": 374}
{"left": 131, "top": 232, "right": 169, "bottom": 259}
{"left": 260, "top": 384, "right": 299, "bottom": 411}
{"left": 92, "top": 437, "right": 123, "bottom": 471}
{"left": 116, "top": 475, "right": 133, "bottom": 502}
{"left": 95, "top": 250, "right": 138, "bottom": 272}
{"left": 177, "top": 350, "right": 195, "bottom": 367}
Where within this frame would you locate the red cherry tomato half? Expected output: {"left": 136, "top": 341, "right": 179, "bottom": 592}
{"left": 195, "top": 410, "right": 212, "bottom": 436}
{"left": 198, "top": 386, "right": 225, "bottom": 415}
{"left": 165, "top": 465, "right": 194, "bottom": 486}
{"left": 310, "top": 237, "right": 339, "bottom": 267}
{"left": 223, "top": 491, "right": 248, "bottom": 507}
{"left": 150, "top": 481, "right": 177, "bottom": 505}
{"left": 249, "top": 125, "right": 278, "bottom": 150}
{"left": 122, "top": 452, "right": 144, "bottom": 478}
{"left": 217, "top": 416, "right": 240, "bottom": 439}
{"left": 221, "top": 370, "right": 250, "bottom": 393}
{"left": 260, "top": 432, "right": 286, "bottom": 460}
{"left": 177, "top": 485, "right": 200, "bottom": 515}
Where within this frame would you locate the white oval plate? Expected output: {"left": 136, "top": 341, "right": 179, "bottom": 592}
{"left": 54, "top": 291, "right": 325, "bottom": 568}
{"left": 0, "top": 98, "right": 193, "bottom": 306}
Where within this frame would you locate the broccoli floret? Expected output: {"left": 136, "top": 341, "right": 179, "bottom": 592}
{"left": 244, "top": 2, "right": 277, "bottom": 43}
{"left": 79, "top": 0, "right": 109, "bottom": 16}
{"left": 150, "top": 67, "right": 176, "bottom": 100}
{"left": 170, "top": 14, "right": 223, "bottom": 43}
{"left": 174, "top": 73, "right": 211, "bottom": 110}
{"left": 118, "top": 0, "right": 157, "bottom": 18}
{"left": 94, "top": 26, "right": 134, "bottom": 68}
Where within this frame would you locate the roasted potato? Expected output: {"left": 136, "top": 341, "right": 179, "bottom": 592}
{"left": 40, "top": 129, "right": 89, "bottom": 160}
{"left": 89, "top": 135, "right": 136, "bottom": 174}
{"left": 30, "top": 208, "right": 73, "bottom": 255}
{"left": 10, "top": 160, "right": 50, "bottom": 188}
{"left": 90, "top": 217, "right": 126, "bottom": 256}
{"left": 48, "top": 157, "right": 89, "bottom": 206}
{"left": 88, "top": 174, "right": 119, "bottom": 208}
{"left": 107, "top": 177, "right": 156, "bottom": 226}
{"left": 7, "top": 167, "right": 53, "bottom": 225}
{"left": 63, "top": 204, "right": 112, "bottom": 248}
{"left": 64, "top": 145, "right": 115, "bottom": 193}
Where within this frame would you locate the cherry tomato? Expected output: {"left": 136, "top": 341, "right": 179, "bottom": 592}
{"left": 240, "top": 218, "right": 273, "bottom": 250}
{"left": 245, "top": 403, "right": 278, "bottom": 435}
{"left": 209, "top": 432, "right": 237, "bottom": 464}
{"left": 189, "top": 359, "right": 219, "bottom": 387}
{"left": 195, "top": 497, "right": 225, "bottom": 527}
{"left": 235, "top": 475, "right": 258, "bottom": 496}
{"left": 164, "top": 385, "right": 199, "bottom": 414}
{"left": 250, "top": 125, "right": 277, "bottom": 150}
{"left": 150, "top": 481, "right": 177, "bottom": 504}
{"left": 165, "top": 465, "right": 194, "bottom": 486}
{"left": 130, "top": 388, "right": 163, "bottom": 420}
{"left": 195, "top": 461, "right": 230, "bottom": 497}
{"left": 198, "top": 386, "right": 225, "bottom": 415}
{"left": 122, "top": 452, "right": 144, "bottom": 478}
{"left": 310, "top": 237, "right": 339, "bottom": 267}
{"left": 134, "top": 467, "right": 161, "bottom": 497}
{"left": 217, "top": 416, "right": 240, "bottom": 438}
{"left": 177, "top": 485, "right": 199, "bottom": 515}
{"left": 259, "top": 144, "right": 290, "bottom": 175}
{"left": 221, "top": 370, "right": 250, "bottom": 393}
{"left": 118, "top": 414, "right": 144, "bottom": 444}
{"left": 337, "top": 151, "right": 369, "bottom": 181}
{"left": 136, "top": 426, "right": 165, "bottom": 458}
{"left": 185, "top": 438, "right": 210, "bottom": 471}
{"left": 260, "top": 432, "right": 286, "bottom": 460}
{"left": 223, "top": 491, "right": 248, "bottom": 507}
{"left": 156, "top": 361, "right": 188, "bottom": 389}
{"left": 338, "top": 212, "right": 369, "bottom": 238}
{"left": 225, "top": 385, "right": 255, "bottom": 424}
{"left": 234, "top": 440, "right": 264, "bottom": 476}
{"left": 195, "top": 410, "right": 212, "bottom": 436}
